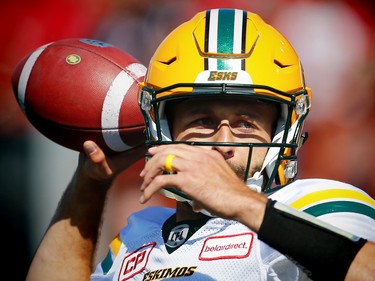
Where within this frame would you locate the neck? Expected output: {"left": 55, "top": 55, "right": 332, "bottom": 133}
{"left": 175, "top": 202, "right": 207, "bottom": 222}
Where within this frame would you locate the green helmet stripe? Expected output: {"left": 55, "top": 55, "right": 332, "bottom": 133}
{"left": 217, "top": 9, "right": 235, "bottom": 69}
{"left": 205, "top": 9, "right": 245, "bottom": 71}
{"left": 304, "top": 201, "right": 375, "bottom": 220}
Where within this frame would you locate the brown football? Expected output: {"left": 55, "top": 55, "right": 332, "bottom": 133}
{"left": 12, "top": 38, "right": 146, "bottom": 153}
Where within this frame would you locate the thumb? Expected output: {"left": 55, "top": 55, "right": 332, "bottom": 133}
{"left": 82, "top": 141, "right": 114, "bottom": 179}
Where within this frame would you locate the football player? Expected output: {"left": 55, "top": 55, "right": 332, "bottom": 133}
{"left": 26, "top": 8, "right": 375, "bottom": 281}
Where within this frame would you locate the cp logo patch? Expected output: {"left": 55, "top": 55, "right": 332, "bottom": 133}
{"left": 118, "top": 242, "right": 156, "bottom": 280}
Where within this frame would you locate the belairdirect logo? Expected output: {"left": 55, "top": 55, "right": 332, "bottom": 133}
{"left": 199, "top": 232, "right": 253, "bottom": 260}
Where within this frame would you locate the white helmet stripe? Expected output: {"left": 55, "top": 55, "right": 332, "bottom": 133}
{"left": 233, "top": 9, "right": 245, "bottom": 54}
{"left": 207, "top": 9, "right": 218, "bottom": 70}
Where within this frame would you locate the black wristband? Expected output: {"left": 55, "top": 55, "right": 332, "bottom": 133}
{"left": 258, "top": 199, "right": 367, "bottom": 281}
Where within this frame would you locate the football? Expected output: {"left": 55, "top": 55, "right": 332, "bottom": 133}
{"left": 12, "top": 38, "right": 147, "bottom": 153}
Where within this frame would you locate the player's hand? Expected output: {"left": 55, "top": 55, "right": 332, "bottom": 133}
{"left": 79, "top": 140, "right": 147, "bottom": 182}
{"left": 139, "top": 144, "right": 256, "bottom": 220}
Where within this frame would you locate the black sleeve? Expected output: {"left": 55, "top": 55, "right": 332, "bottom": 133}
{"left": 258, "top": 200, "right": 367, "bottom": 281}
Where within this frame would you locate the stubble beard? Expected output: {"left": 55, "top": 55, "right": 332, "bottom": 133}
{"left": 229, "top": 162, "right": 263, "bottom": 182}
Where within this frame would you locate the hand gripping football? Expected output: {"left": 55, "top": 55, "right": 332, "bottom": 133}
{"left": 12, "top": 38, "right": 147, "bottom": 153}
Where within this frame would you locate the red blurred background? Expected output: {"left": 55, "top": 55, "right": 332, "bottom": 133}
{"left": 1, "top": 0, "right": 374, "bottom": 279}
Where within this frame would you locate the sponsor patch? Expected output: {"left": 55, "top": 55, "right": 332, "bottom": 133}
{"left": 199, "top": 232, "right": 253, "bottom": 260}
{"left": 166, "top": 224, "right": 189, "bottom": 248}
{"left": 118, "top": 242, "right": 155, "bottom": 281}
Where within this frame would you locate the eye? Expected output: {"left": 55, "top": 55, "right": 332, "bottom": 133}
{"left": 193, "top": 118, "right": 214, "bottom": 126}
{"left": 186, "top": 117, "right": 216, "bottom": 133}
{"left": 232, "top": 119, "right": 258, "bottom": 134}
{"left": 238, "top": 120, "right": 254, "bottom": 128}
{"left": 194, "top": 118, "right": 213, "bottom": 125}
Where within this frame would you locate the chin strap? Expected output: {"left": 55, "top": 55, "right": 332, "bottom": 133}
{"left": 246, "top": 172, "right": 264, "bottom": 193}
{"left": 159, "top": 188, "right": 190, "bottom": 202}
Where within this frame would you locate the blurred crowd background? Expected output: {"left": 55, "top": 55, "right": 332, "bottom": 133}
{"left": 1, "top": 0, "right": 374, "bottom": 279}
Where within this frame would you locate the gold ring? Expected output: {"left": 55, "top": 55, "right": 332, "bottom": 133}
{"left": 164, "top": 154, "right": 176, "bottom": 172}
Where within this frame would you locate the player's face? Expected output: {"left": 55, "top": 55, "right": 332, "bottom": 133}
{"left": 169, "top": 97, "right": 278, "bottom": 179}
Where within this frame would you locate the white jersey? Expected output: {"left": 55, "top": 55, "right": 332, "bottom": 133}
{"left": 91, "top": 179, "right": 375, "bottom": 281}
{"left": 269, "top": 178, "right": 375, "bottom": 241}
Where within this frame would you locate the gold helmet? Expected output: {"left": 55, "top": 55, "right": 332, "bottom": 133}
{"left": 139, "top": 9, "right": 312, "bottom": 198}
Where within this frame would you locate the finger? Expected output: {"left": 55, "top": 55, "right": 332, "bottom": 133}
{"left": 141, "top": 145, "right": 219, "bottom": 192}
{"left": 191, "top": 201, "right": 204, "bottom": 213}
{"left": 140, "top": 172, "right": 172, "bottom": 203}
{"left": 84, "top": 141, "right": 148, "bottom": 178}
{"left": 143, "top": 144, "right": 207, "bottom": 174}
{"left": 140, "top": 172, "right": 181, "bottom": 203}
{"left": 83, "top": 141, "right": 103, "bottom": 164}
{"left": 141, "top": 150, "right": 185, "bottom": 191}
{"left": 83, "top": 141, "right": 113, "bottom": 179}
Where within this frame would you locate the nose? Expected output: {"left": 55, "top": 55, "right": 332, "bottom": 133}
{"left": 212, "top": 121, "right": 235, "bottom": 160}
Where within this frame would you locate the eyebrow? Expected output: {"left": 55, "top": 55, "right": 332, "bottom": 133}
{"left": 180, "top": 105, "right": 265, "bottom": 121}
{"left": 184, "top": 106, "right": 212, "bottom": 116}
{"left": 171, "top": 97, "right": 277, "bottom": 118}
